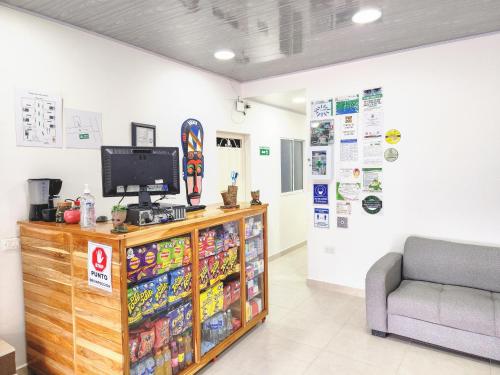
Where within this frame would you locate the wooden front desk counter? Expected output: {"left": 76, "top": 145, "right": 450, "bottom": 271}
{"left": 19, "top": 204, "right": 268, "bottom": 375}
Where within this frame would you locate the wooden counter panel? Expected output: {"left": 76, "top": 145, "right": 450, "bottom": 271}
{"left": 26, "top": 333, "right": 74, "bottom": 370}
{"left": 27, "top": 347, "right": 73, "bottom": 375}
{"left": 20, "top": 225, "right": 68, "bottom": 245}
{"left": 75, "top": 337, "right": 123, "bottom": 374}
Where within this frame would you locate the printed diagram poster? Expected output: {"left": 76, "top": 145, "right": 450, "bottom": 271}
{"left": 310, "top": 120, "right": 334, "bottom": 146}
{"left": 87, "top": 241, "right": 113, "bottom": 293}
{"left": 362, "top": 88, "right": 384, "bottom": 138}
{"left": 64, "top": 108, "right": 103, "bottom": 149}
{"left": 311, "top": 99, "right": 333, "bottom": 120}
{"left": 363, "top": 168, "right": 383, "bottom": 192}
{"left": 314, "top": 208, "right": 330, "bottom": 229}
{"left": 313, "top": 184, "right": 329, "bottom": 205}
{"left": 340, "top": 139, "right": 358, "bottom": 162}
{"left": 363, "top": 136, "right": 383, "bottom": 165}
{"left": 336, "top": 95, "right": 359, "bottom": 115}
{"left": 336, "top": 201, "right": 352, "bottom": 216}
{"left": 336, "top": 182, "right": 361, "bottom": 201}
{"left": 15, "top": 89, "right": 62, "bottom": 147}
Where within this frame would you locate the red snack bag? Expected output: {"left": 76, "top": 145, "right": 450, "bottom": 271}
{"left": 138, "top": 327, "right": 155, "bottom": 359}
{"left": 129, "top": 334, "right": 139, "bottom": 363}
{"left": 230, "top": 280, "right": 240, "bottom": 304}
{"left": 153, "top": 318, "right": 170, "bottom": 351}
{"left": 219, "top": 251, "right": 228, "bottom": 280}
{"left": 223, "top": 284, "right": 232, "bottom": 310}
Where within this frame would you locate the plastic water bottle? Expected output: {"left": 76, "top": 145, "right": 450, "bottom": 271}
{"left": 226, "top": 309, "right": 233, "bottom": 336}
{"left": 80, "top": 184, "right": 96, "bottom": 229}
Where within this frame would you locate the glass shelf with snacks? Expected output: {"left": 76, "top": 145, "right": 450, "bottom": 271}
{"left": 198, "top": 221, "right": 243, "bottom": 357}
{"left": 244, "top": 215, "right": 265, "bottom": 322}
{"left": 126, "top": 234, "right": 194, "bottom": 375}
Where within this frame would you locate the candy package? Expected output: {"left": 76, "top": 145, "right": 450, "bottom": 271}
{"left": 127, "top": 247, "right": 143, "bottom": 283}
{"left": 182, "top": 237, "right": 192, "bottom": 265}
{"left": 138, "top": 244, "right": 158, "bottom": 282}
{"left": 153, "top": 318, "right": 169, "bottom": 351}
{"left": 156, "top": 241, "right": 172, "bottom": 275}
{"left": 153, "top": 274, "right": 169, "bottom": 312}
{"left": 128, "top": 285, "right": 143, "bottom": 325}
{"left": 138, "top": 327, "right": 155, "bottom": 359}
{"left": 199, "top": 258, "right": 209, "bottom": 290}
{"left": 181, "top": 265, "right": 192, "bottom": 298}
{"left": 139, "top": 281, "right": 156, "bottom": 318}
{"left": 168, "top": 267, "right": 184, "bottom": 303}
{"left": 129, "top": 335, "right": 139, "bottom": 363}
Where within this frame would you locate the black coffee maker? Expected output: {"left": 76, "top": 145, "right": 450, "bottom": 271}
{"left": 28, "top": 178, "right": 63, "bottom": 221}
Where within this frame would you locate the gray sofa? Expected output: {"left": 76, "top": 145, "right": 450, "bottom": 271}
{"left": 365, "top": 236, "right": 500, "bottom": 361}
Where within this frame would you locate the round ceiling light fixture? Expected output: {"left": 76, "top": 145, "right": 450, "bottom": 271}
{"left": 352, "top": 8, "right": 382, "bottom": 24}
{"left": 214, "top": 49, "right": 235, "bottom": 60}
{"left": 292, "top": 96, "right": 305, "bottom": 104}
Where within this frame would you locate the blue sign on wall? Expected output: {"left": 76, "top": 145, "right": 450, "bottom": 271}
{"left": 313, "top": 184, "right": 329, "bottom": 205}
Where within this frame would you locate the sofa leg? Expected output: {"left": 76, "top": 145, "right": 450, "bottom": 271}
{"left": 371, "top": 330, "right": 387, "bottom": 338}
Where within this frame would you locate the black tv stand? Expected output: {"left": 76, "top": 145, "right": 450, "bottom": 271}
{"left": 185, "top": 205, "right": 206, "bottom": 213}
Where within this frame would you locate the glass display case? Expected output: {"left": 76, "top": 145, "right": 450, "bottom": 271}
{"left": 244, "top": 214, "right": 265, "bottom": 322}
{"left": 126, "top": 234, "right": 194, "bottom": 374}
{"left": 198, "top": 221, "right": 242, "bottom": 356}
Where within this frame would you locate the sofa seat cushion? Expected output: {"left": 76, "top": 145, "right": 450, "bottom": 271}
{"left": 388, "top": 280, "right": 497, "bottom": 337}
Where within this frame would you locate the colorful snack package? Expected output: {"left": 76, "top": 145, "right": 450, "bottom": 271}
{"left": 182, "top": 237, "right": 192, "bottom": 265}
{"left": 128, "top": 285, "right": 143, "bottom": 325}
{"left": 156, "top": 241, "right": 172, "bottom": 275}
{"left": 183, "top": 301, "right": 193, "bottom": 330}
{"left": 170, "top": 238, "right": 184, "bottom": 269}
{"left": 198, "top": 232, "right": 207, "bottom": 259}
{"left": 207, "top": 230, "right": 216, "bottom": 256}
{"left": 168, "top": 267, "right": 185, "bottom": 303}
{"left": 153, "top": 318, "right": 170, "bottom": 351}
{"left": 129, "top": 334, "right": 140, "bottom": 363}
{"left": 208, "top": 255, "right": 220, "bottom": 286}
{"left": 200, "top": 288, "right": 211, "bottom": 322}
{"left": 182, "top": 265, "right": 192, "bottom": 298}
{"left": 144, "top": 356, "right": 156, "bottom": 375}
{"left": 214, "top": 234, "right": 224, "bottom": 254}
{"left": 127, "top": 247, "right": 143, "bottom": 283}
{"left": 138, "top": 244, "right": 158, "bottom": 282}
{"left": 153, "top": 274, "right": 169, "bottom": 312}
{"left": 167, "top": 305, "right": 184, "bottom": 336}
{"left": 223, "top": 284, "right": 232, "bottom": 311}
{"left": 230, "top": 280, "right": 240, "bottom": 304}
{"left": 138, "top": 327, "right": 155, "bottom": 359}
{"left": 139, "top": 281, "right": 156, "bottom": 318}
{"left": 199, "top": 258, "right": 209, "bottom": 290}
{"left": 134, "top": 360, "right": 147, "bottom": 375}
{"left": 226, "top": 247, "right": 238, "bottom": 274}
{"left": 212, "top": 282, "right": 224, "bottom": 314}
{"left": 218, "top": 251, "right": 227, "bottom": 281}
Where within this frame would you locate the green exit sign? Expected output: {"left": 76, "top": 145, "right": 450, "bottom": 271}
{"left": 259, "top": 146, "right": 270, "bottom": 156}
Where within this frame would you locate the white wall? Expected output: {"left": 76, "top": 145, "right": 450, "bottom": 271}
{"left": 242, "top": 33, "right": 500, "bottom": 290}
{"left": 0, "top": 6, "right": 303, "bottom": 367}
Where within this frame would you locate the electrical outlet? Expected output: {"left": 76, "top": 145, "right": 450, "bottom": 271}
{"left": 325, "top": 246, "right": 335, "bottom": 254}
{"left": 0, "top": 238, "right": 20, "bottom": 251}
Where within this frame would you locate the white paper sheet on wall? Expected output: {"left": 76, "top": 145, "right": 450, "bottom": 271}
{"left": 15, "top": 89, "right": 62, "bottom": 148}
{"left": 64, "top": 108, "right": 103, "bottom": 149}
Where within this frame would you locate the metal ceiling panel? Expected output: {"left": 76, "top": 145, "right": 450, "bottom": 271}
{"left": 3, "top": 0, "right": 500, "bottom": 81}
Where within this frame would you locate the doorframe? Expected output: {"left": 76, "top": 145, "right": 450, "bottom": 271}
{"left": 216, "top": 131, "right": 251, "bottom": 201}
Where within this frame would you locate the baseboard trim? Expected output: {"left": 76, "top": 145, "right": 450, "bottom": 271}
{"left": 269, "top": 241, "right": 307, "bottom": 262}
{"left": 16, "top": 364, "right": 28, "bottom": 375}
{"left": 306, "top": 278, "right": 365, "bottom": 298}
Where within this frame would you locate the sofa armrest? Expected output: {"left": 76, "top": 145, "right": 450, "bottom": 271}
{"left": 365, "top": 252, "right": 403, "bottom": 333}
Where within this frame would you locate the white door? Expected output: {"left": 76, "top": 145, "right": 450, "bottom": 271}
{"left": 216, "top": 132, "right": 248, "bottom": 201}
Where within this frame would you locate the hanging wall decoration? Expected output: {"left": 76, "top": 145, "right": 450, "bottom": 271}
{"left": 181, "top": 118, "right": 204, "bottom": 206}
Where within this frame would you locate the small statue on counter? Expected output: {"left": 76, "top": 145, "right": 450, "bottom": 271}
{"left": 250, "top": 190, "right": 262, "bottom": 205}
{"left": 111, "top": 204, "right": 128, "bottom": 233}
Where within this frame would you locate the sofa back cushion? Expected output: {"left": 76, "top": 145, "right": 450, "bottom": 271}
{"left": 403, "top": 236, "right": 500, "bottom": 293}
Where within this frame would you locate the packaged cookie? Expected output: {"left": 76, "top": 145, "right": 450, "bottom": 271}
{"left": 139, "top": 281, "right": 156, "bottom": 318}
{"left": 181, "top": 265, "right": 192, "bottom": 298}
{"left": 168, "top": 267, "right": 185, "bottom": 303}
{"left": 208, "top": 255, "right": 220, "bottom": 286}
{"left": 153, "top": 318, "right": 170, "bottom": 351}
{"left": 153, "top": 274, "right": 169, "bottom": 312}
{"left": 138, "top": 327, "right": 155, "bottom": 359}
{"left": 138, "top": 244, "right": 158, "bottom": 282}
{"left": 128, "top": 285, "right": 143, "bottom": 325}
{"left": 199, "top": 258, "right": 209, "bottom": 290}
{"left": 127, "top": 247, "right": 143, "bottom": 283}
{"left": 156, "top": 241, "right": 172, "bottom": 275}
{"left": 182, "top": 237, "right": 192, "bottom": 265}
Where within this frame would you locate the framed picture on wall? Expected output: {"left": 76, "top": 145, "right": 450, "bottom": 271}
{"left": 310, "top": 146, "right": 333, "bottom": 180}
{"left": 132, "top": 122, "right": 156, "bottom": 147}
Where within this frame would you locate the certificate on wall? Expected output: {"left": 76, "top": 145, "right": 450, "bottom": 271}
{"left": 311, "top": 146, "right": 333, "bottom": 180}
{"left": 132, "top": 122, "right": 156, "bottom": 147}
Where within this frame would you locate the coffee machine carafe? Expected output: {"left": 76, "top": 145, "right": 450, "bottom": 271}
{"left": 28, "top": 179, "right": 62, "bottom": 221}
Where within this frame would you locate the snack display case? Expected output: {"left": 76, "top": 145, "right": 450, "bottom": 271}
{"left": 18, "top": 204, "right": 267, "bottom": 375}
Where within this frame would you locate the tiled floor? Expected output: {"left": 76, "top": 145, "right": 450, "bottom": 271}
{"left": 200, "top": 246, "right": 499, "bottom": 374}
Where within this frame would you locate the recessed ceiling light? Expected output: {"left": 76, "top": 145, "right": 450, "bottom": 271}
{"left": 292, "top": 96, "right": 305, "bottom": 104}
{"left": 214, "top": 49, "right": 235, "bottom": 60}
{"left": 352, "top": 8, "right": 382, "bottom": 24}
